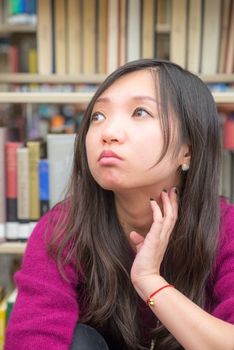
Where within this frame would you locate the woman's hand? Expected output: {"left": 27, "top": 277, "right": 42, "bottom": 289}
{"left": 130, "top": 188, "right": 178, "bottom": 290}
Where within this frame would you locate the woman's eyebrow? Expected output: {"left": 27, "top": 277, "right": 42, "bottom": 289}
{"left": 95, "top": 95, "right": 158, "bottom": 104}
{"left": 132, "top": 96, "right": 158, "bottom": 103}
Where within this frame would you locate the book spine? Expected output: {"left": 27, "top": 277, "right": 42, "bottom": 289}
{"left": 67, "top": 0, "right": 81, "bottom": 74}
{"left": 39, "top": 159, "right": 50, "bottom": 216}
{"left": 37, "top": 0, "right": 53, "bottom": 74}
{"left": 17, "top": 147, "right": 29, "bottom": 222}
{"left": 5, "top": 142, "right": 22, "bottom": 240}
{"left": 0, "top": 128, "right": 7, "bottom": 240}
{"left": 27, "top": 141, "right": 40, "bottom": 221}
{"left": 54, "top": 0, "right": 67, "bottom": 74}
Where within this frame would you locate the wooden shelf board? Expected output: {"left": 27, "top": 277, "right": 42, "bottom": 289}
{"left": 199, "top": 74, "right": 234, "bottom": 83}
{"left": 212, "top": 92, "right": 234, "bottom": 104}
{"left": 0, "top": 24, "right": 36, "bottom": 33}
{"left": 0, "top": 73, "right": 107, "bottom": 84}
{"left": 0, "top": 92, "right": 94, "bottom": 103}
{"left": 0, "top": 73, "right": 233, "bottom": 84}
{"left": 0, "top": 242, "right": 26, "bottom": 254}
{"left": 0, "top": 91, "right": 233, "bottom": 104}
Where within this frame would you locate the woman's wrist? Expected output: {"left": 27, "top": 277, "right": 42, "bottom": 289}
{"left": 132, "top": 275, "right": 169, "bottom": 301}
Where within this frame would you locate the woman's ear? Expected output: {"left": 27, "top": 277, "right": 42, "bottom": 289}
{"left": 179, "top": 144, "right": 191, "bottom": 169}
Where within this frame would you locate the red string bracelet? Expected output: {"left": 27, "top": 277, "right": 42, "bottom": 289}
{"left": 146, "top": 284, "right": 174, "bottom": 306}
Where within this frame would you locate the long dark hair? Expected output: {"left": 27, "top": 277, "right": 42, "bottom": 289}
{"left": 48, "top": 59, "right": 221, "bottom": 349}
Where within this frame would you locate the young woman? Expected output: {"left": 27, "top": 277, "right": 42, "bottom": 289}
{"left": 5, "top": 59, "right": 234, "bottom": 350}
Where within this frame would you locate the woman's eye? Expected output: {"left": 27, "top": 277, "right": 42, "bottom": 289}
{"left": 133, "top": 108, "right": 150, "bottom": 118}
{"left": 90, "top": 112, "right": 105, "bottom": 122}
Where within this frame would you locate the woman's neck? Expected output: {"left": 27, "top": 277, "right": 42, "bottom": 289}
{"left": 114, "top": 190, "right": 161, "bottom": 238}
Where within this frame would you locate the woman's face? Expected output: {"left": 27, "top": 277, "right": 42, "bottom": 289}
{"left": 86, "top": 70, "right": 187, "bottom": 192}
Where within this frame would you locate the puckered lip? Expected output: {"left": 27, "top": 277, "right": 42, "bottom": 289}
{"left": 98, "top": 150, "right": 123, "bottom": 161}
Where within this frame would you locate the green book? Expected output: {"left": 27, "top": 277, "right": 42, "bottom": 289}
{"left": 6, "top": 289, "right": 18, "bottom": 325}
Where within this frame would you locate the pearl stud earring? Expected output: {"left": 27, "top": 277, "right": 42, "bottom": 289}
{"left": 182, "top": 164, "right": 190, "bottom": 171}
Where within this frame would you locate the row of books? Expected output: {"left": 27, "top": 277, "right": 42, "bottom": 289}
{"left": 0, "top": 0, "right": 37, "bottom": 25}
{"left": 0, "top": 34, "right": 36, "bottom": 73}
{"left": 1, "top": 0, "right": 233, "bottom": 75}
{"left": 0, "top": 130, "right": 76, "bottom": 242}
{"left": 0, "top": 288, "right": 17, "bottom": 349}
{"left": 171, "top": 0, "right": 234, "bottom": 74}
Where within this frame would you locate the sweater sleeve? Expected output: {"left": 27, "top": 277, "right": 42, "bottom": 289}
{"left": 210, "top": 201, "right": 234, "bottom": 324}
{"left": 5, "top": 210, "right": 79, "bottom": 350}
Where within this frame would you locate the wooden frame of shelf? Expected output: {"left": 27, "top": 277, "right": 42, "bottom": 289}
{"left": 0, "top": 73, "right": 107, "bottom": 83}
{"left": 0, "top": 24, "right": 36, "bottom": 34}
{"left": 0, "top": 73, "right": 234, "bottom": 84}
{"left": 0, "top": 92, "right": 95, "bottom": 103}
{"left": 0, "top": 242, "right": 26, "bottom": 254}
{"left": 0, "top": 91, "right": 233, "bottom": 104}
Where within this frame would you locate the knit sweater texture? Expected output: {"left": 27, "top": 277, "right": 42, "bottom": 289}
{"left": 5, "top": 198, "right": 234, "bottom": 349}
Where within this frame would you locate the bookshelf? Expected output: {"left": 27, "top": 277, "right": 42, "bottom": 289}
{"left": 0, "top": 1, "right": 233, "bottom": 256}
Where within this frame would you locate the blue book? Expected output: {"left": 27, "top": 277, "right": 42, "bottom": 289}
{"left": 38, "top": 159, "right": 50, "bottom": 216}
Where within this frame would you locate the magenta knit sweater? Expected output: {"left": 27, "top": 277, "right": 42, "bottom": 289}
{"left": 5, "top": 198, "right": 234, "bottom": 349}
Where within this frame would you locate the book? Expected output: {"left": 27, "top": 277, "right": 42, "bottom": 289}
{"left": 218, "top": 0, "right": 231, "bottom": 73}
{"left": 37, "top": 0, "right": 53, "bottom": 74}
{"left": 223, "top": 115, "right": 234, "bottom": 150}
{"left": 141, "top": 0, "right": 155, "bottom": 59}
{"left": 107, "top": 0, "right": 119, "bottom": 73}
{"left": 225, "top": 0, "right": 234, "bottom": 73}
{"left": 5, "top": 142, "right": 22, "bottom": 240}
{"left": 187, "top": 0, "right": 202, "bottom": 73}
{"left": 67, "top": 0, "right": 81, "bottom": 75}
{"left": 231, "top": 152, "right": 234, "bottom": 203}
{"left": 54, "top": 0, "right": 67, "bottom": 74}
{"left": 0, "top": 128, "right": 7, "bottom": 241}
{"left": 17, "top": 147, "right": 29, "bottom": 222}
{"left": 82, "top": 0, "right": 96, "bottom": 74}
{"left": 221, "top": 149, "right": 232, "bottom": 200}
{"left": 0, "top": 294, "right": 8, "bottom": 350}
{"left": 201, "top": 0, "right": 221, "bottom": 74}
{"left": 119, "top": 0, "right": 127, "bottom": 66}
{"left": 170, "top": 0, "right": 187, "bottom": 68}
{"left": 47, "top": 134, "right": 76, "bottom": 208}
{"left": 39, "top": 159, "right": 50, "bottom": 216}
{"left": 97, "top": 0, "right": 108, "bottom": 73}
{"left": 6, "top": 288, "right": 17, "bottom": 325}
{"left": 127, "top": 0, "right": 141, "bottom": 62}
{"left": 27, "top": 141, "right": 40, "bottom": 221}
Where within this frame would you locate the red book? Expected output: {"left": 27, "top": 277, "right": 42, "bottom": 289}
{"left": 5, "top": 142, "right": 22, "bottom": 222}
{"left": 223, "top": 116, "right": 234, "bottom": 150}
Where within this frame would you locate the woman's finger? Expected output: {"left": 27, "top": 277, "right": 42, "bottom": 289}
{"left": 129, "top": 231, "right": 145, "bottom": 253}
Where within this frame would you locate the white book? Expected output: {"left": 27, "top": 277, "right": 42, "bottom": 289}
{"left": 187, "top": 0, "right": 202, "bottom": 73}
{"left": 127, "top": 0, "right": 141, "bottom": 62}
{"left": 107, "top": 0, "right": 119, "bottom": 73}
{"left": 201, "top": 0, "right": 221, "bottom": 74}
{"left": 47, "top": 134, "right": 76, "bottom": 208}
{"left": 18, "top": 223, "right": 31, "bottom": 241}
{"left": 37, "top": 0, "right": 53, "bottom": 74}
{"left": 5, "top": 222, "right": 19, "bottom": 241}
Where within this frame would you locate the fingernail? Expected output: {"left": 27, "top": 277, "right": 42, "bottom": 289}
{"left": 162, "top": 189, "right": 167, "bottom": 193}
{"left": 150, "top": 197, "right": 155, "bottom": 201}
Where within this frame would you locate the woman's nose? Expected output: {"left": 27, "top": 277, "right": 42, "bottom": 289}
{"left": 102, "top": 120, "right": 126, "bottom": 144}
